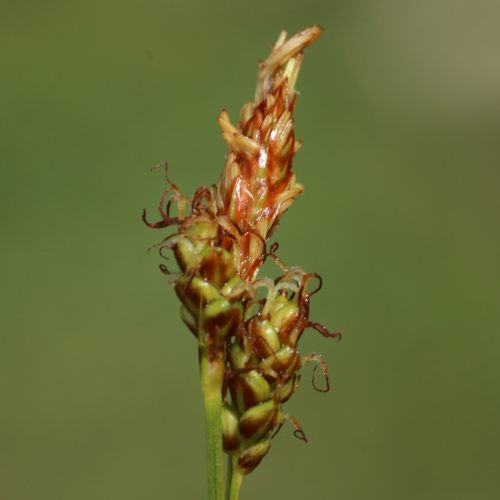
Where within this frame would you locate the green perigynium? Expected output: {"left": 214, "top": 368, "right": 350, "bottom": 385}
{"left": 144, "top": 25, "right": 342, "bottom": 500}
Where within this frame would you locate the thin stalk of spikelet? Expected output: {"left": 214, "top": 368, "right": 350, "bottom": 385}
{"left": 143, "top": 25, "right": 341, "bottom": 500}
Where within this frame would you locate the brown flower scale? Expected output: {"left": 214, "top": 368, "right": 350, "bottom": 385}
{"left": 143, "top": 26, "right": 341, "bottom": 478}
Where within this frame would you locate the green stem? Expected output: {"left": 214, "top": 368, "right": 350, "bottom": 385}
{"left": 200, "top": 350, "right": 225, "bottom": 500}
{"left": 228, "top": 456, "right": 244, "bottom": 500}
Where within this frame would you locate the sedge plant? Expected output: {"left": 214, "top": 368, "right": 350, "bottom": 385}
{"left": 143, "top": 26, "right": 342, "bottom": 500}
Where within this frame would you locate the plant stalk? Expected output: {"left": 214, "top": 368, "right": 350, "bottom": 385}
{"left": 200, "top": 347, "right": 225, "bottom": 500}
{"left": 227, "top": 456, "right": 244, "bottom": 500}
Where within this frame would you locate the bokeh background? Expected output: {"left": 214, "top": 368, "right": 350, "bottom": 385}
{"left": 1, "top": 1, "right": 499, "bottom": 499}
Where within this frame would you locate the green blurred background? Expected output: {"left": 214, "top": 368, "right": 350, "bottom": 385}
{"left": 1, "top": 1, "right": 499, "bottom": 499}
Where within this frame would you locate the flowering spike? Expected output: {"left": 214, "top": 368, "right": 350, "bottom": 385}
{"left": 216, "top": 26, "right": 323, "bottom": 282}
{"left": 144, "top": 26, "right": 342, "bottom": 498}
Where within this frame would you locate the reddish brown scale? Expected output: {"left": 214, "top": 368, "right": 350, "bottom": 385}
{"left": 281, "top": 349, "right": 301, "bottom": 374}
{"left": 247, "top": 108, "right": 264, "bottom": 137}
{"left": 198, "top": 247, "right": 234, "bottom": 288}
{"left": 203, "top": 307, "right": 242, "bottom": 343}
{"left": 242, "top": 251, "right": 268, "bottom": 283}
{"left": 173, "top": 245, "right": 191, "bottom": 273}
{"left": 228, "top": 374, "right": 268, "bottom": 412}
{"left": 174, "top": 275, "right": 213, "bottom": 313}
{"left": 222, "top": 430, "right": 240, "bottom": 453}
{"left": 237, "top": 443, "right": 270, "bottom": 473}
{"left": 241, "top": 84, "right": 296, "bottom": 200}
{"left": 230, "top": 175, "right": 254, "bottom": 232}
{"left": 224, "top": 81, "right": 297, "bottom": 255}
{"left": 260, "top": 348, "right": 301, "bottom": 379}
{"left": 239, "top": 404, "right": 279, "bottom": 439}
{"left": 250, "top": 335, "right": 275, "bottom": 360}
{"left": 275, "top": 313, "right": 302, "bottom": 345}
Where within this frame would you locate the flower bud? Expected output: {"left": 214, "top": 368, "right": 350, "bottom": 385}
{"left": 186, "top": 222, "right": 218, "bottom": 252}
{"left": 220, "top": 276, "right": 254, "bottom": 302}
{"left": 239, "top": 399, "right": 281, "bottom": 440}
{"left": 237, "top": 434, "right": 272, "bottom": 474}
{"left": 270, "top": 302, "right": 300, "bottom": 340}
{"left": 175, "top": 276, "right": 221, "bottom": 315}
{"left": 222, "top": 404, "right": 241, "bottom": 452}
{"left": 228, "top": 341, "right": 251, "bottom": 371}
{"left": 220, "top": 276, "right": 242, "bottom": 295}
{"left": 260, "top": 345, "right": 300, "bottom": 375}
{"left": 173, "top": 238, "right": 197, "bottom": 273}
{"left": 247, "top": 318, "right": 280, "bottom": 359}
{"left": 198, "top": 246, "right": 235, "bottom": 288}
{"left": 229, "top": 370, "right": 271, "bottom": 413}
{"left": 269, "top": 294, "right": 290, "bottom": 317}
{"left": 203, "top": 299, "right": 243, "bottom": 342}
{"left": 275, "top": 373, "right": 300, "bottom": 403}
